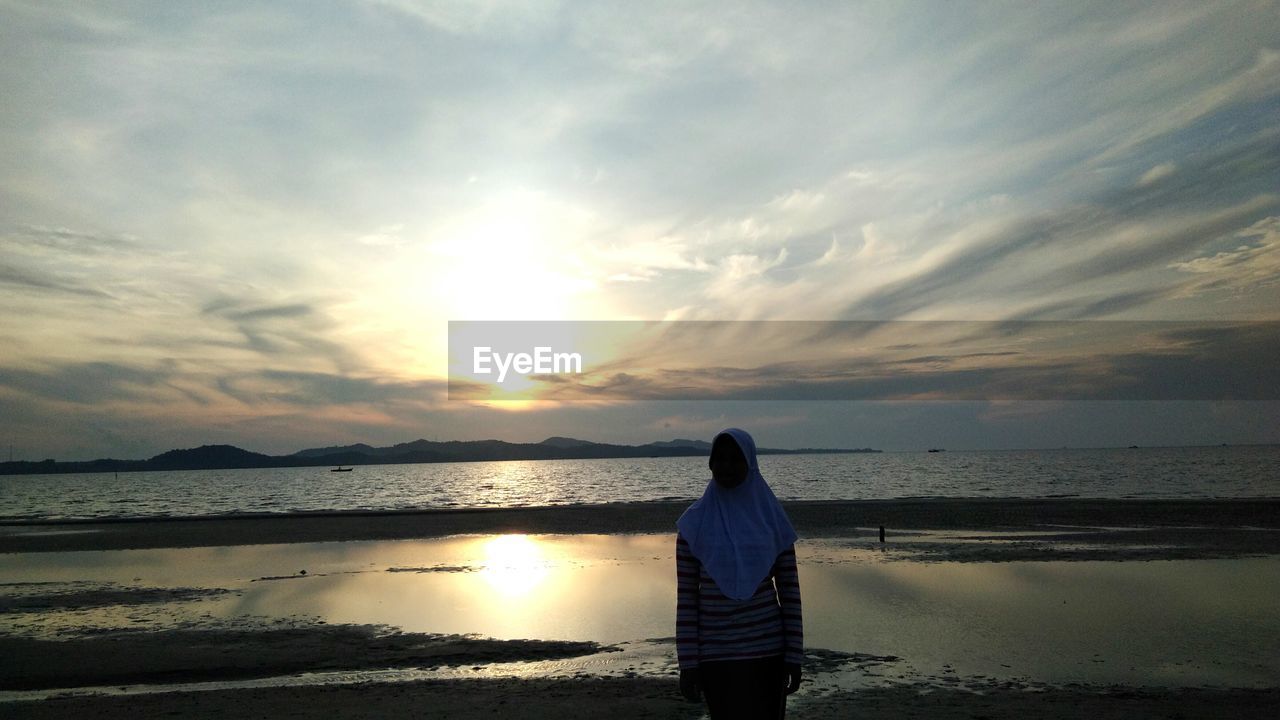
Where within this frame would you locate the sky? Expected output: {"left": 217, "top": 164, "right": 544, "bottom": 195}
{"left": 1, "top": 0, "right": 1278, "bottom": 460}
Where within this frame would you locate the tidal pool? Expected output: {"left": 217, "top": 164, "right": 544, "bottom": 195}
{"left": 2, "top": 533, "right": 1277, "bottom": 687}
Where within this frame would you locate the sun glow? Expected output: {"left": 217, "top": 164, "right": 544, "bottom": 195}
{"left": 474, "top": 399, "right": 556, "bottom": 411}
{"left": 429, "top": 190, "right": 598, "bottom": 321}
{"left": 371, "top": 189, "right": 642, "bottom": 386}
{"left": 478, "top": 534, "right": 549, "bottom": 598}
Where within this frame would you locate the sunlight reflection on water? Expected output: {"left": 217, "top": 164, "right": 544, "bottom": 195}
{"left": 2, "top": 534, "right": 1278, "bottom": 687}
{"left": 479, "top": 534, "right": 550, "bottom": 598}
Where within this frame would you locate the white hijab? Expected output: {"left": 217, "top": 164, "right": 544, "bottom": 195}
{"left": 676, "top": 428, "right": 798, "bottom": 600}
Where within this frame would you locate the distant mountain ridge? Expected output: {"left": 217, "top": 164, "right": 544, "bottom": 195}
{"left": 539, "top": 436, "right": 598, "bottom": 448}
{"left": 645, "top": 438, "right": 713, "bottom": 450}
{"left": 0, "top": 437, "right": 878, "bottom": 475}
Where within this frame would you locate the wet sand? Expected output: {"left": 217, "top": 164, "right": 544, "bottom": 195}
{"left": 3, "top": 677, "right": 707, "bottom": 720}
{"left": 3, "top": 499, "right": 1278, "bottom": 718}
{"left": 796, "top": 684, "right": 1280, "bottom": 719}
{"left": 3, "top": 497, "right": 1279, "bottom": 553}
{"left": 1, "top": 623, "right": 611, "bottom": 691}
{"left": 8, "top": 677, "right": 1279, "bottom": 719}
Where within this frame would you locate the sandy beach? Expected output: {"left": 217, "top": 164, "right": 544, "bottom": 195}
{"left": 3, "top": 498, "right": 1279, "bottom": 718}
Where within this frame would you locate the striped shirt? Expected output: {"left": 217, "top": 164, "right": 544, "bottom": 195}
{"left": 675, "top": 532, "right": 803, "bottom": 670}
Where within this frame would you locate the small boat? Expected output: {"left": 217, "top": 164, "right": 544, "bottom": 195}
{"left": 927, "top": 448, "right": 945, "bottom": 453}
{"left": 330, "top": 466, "right": 353, "bottom": 472}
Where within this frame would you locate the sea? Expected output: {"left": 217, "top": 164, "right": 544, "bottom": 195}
{"left": 1, "top": 445, "right": 1277, "bottom": 521}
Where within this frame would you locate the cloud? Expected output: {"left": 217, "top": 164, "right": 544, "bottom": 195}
{"left": 768, "top": 189, "right": 826, "bottom": 213}
{"left": 1036, "top": 195, "right": 1276, "bottom": 293}
{"left": 1010, "top": 287, "right": 1176, "bottom": 321}
{"left": 840, "top": 132, "right": 1280, "bottom": 320}
{"left": 6, "top": 225, "right": 137, "bottom": 253}
{"left": 520, "top": 321, "right": 1280, "bottom": 402}
{"left": 364, "top": 0, "right": 561, "bottom": 37}
{"left": 1168, "top": 215, "right": 1280, "bottom": 297}
{"left": 355, "top": 224, "right": 407, "bottom": 248}
{"left": 0, "top": 361, "right": 175, "bottom": 404}
{"left": 0, "top": 225, "right": 146, "bottom": 300}
{"left": 590, "top": 235, "right": 710, "bottom": 282}
{"left": 1092, "top": 47, "right": 1280, "bottom": 164}
{"left": 225, "top": 370, "right": 446, "bottom": 407}
{"left": 2, "top": 1, "right": 1277, "bottom": 456}
{"left": 199, "top": 297, "right": 357, "bottom": 371}
{"left": 0, "top": 264, "right": 113, "bottom": 299}
{"left": 1138, "top": 162, "right": 1177, "bottom": 186}
{"left": 223, "top": 303, "right": 314, "bottom": 322}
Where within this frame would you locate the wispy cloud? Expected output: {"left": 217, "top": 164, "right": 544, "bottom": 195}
{"left": 0, "top": 361, "right": 176, "bottom": 404}
{"left": 1, "top": 0, "right": 1277, "bottom": 456}
{"left": 449, "top": 320, "right": 1280, "bottom": 403}
{"left": 1169, "top": 215, "right": 1280, "bottom": 298}
{"left": 1138, "top": 163, "right": 1178, "bottom": 187}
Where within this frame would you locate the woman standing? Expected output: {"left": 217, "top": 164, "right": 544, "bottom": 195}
{"left": 676, "top": 428, "right": 803, "bottom": 718}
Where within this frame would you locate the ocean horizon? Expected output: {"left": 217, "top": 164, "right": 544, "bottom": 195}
{"left": 3, "top": 445, "right": 1277, "bottom": 522}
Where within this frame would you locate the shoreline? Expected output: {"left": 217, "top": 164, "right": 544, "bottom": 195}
{"left": 2, "top": 497, "right": 1279, "bottom": 553}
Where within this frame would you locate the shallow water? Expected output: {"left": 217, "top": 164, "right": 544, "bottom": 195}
{"left": 2, "top": 534, "right": 1277, "bottom": 687}
{"left": 3, "top": 445, "right": 1278, "bottom": 520}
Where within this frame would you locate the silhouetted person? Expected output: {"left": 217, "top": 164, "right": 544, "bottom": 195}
{"left": 676, "top": 428, "right": 803, "bottom": 718}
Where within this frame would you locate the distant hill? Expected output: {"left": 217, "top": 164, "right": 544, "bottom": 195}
{"left": 147, "top": 444, "right": 277, "bottom": 470}
{"left": 0, "top": 437, "right": 879, "bottom": 475}
{"left": 645, "top": 438, "right": 712, "bottom": 450}
{"left": 540, "top": 436, "right": 595, "bottom": 448}
{"left": 292, "top": 443, "right": 378, "bottom": 459}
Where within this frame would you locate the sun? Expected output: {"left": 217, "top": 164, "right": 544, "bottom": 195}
{"left": 371, "top": 189, "right": 612, "bottom": 384}
{"left": 429, "top": 190, "right": 597, "bottom": 321}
